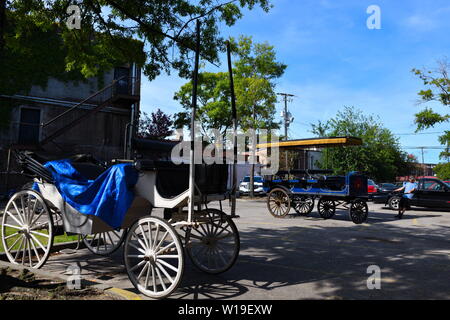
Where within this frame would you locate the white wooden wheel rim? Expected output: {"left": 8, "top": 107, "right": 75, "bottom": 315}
{"left": 83, "top": 229, "right": 126, "bottom": 256}
{"left": 267, "top": 189, "right": 291, "bottom": 217}
{"left": 124, "top": 217, "right": 184, "bottom": 299}
{"left": 1, "top": 190, "right": 53, "bottom": 269}
{"left": 185, "top": 210, "right": 240, "bottom": 274}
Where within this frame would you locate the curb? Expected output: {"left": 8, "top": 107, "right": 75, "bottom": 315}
{"left": 0, "top": 260, "right": 142, "bottom": 300}
{"left": 106, "top": 287, "right": 142, "bottom": 300}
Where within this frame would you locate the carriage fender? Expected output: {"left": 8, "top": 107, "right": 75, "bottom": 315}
{"left": 268, "top": 185, "right": 292, "bottom": 195}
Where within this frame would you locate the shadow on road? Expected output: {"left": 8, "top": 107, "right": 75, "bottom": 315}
{"left": 164, "top": 219, "right": 450, "bottom": 300}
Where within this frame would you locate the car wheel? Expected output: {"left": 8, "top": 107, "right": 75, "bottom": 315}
{"left": 388, "top": 196, "right": 400, "bottom": 210}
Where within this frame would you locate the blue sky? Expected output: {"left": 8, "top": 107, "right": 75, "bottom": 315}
{"left": 140, "top": 0, "right": 450, "bottom": 164}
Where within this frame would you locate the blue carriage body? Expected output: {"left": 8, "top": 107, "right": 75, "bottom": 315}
{"left": 263, "top": 171, "right": 368, "bottom": 199}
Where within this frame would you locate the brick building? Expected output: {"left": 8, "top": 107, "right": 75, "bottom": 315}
{"left": 0, "top": 63, "right": 141, "bottom": 195}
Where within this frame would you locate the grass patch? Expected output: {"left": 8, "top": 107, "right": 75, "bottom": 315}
{"left": 0, "top": 226, "right": 79, "bottom": 253}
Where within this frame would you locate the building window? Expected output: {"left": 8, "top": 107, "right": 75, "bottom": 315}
{"left": 114, "top": 67, "right": 130, "bottom": 95}
{"left": 18, "top": 108, "right": 41, "bottom": 144}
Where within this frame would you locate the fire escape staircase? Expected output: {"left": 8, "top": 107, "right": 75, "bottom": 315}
{"left": 40, "top": 76, "right": 139, "bottom": 146}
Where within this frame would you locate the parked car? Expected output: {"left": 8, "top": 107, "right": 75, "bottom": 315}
{"left": 239, "top": 176, "right": 266, "bottom": 196}
{"left": 367, "top": 179, "right": 378, "bottom": 200}
{"left": 372, "top": 183, "right": 399, "bottom": 204}
{"left": 383, "top": 178, "right": 450, "bottom": 210}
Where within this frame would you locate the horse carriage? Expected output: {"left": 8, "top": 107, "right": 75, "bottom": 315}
{"left": 263, "top": 170, "right": 369, "bottom": 224}
{"left": 1, "top": 22, "right": 241, "bottom": 299}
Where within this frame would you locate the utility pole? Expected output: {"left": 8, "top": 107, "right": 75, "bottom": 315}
{"left": 420, "top": 147, "right": 425, "bottom": 177}
{"left": 277, "top": 93, "right": 295, "bottom": 169}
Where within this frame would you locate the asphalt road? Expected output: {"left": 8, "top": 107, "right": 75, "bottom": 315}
{"left": 4, "top": 199, "right": 450, "bottom": 300}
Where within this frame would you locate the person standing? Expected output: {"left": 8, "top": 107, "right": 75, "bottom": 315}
{"left": 394, "top": 177, "right": 417, "bottom": 219}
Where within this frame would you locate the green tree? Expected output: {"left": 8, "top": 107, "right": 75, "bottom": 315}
{"left": 173, "top": 72, "right": 233, "bottom": 137}
{"left": 412, "top": 60, "right": 450, "bottom": 160}
{"left": 173, "top": 36, "right": 286, "bottom": 196}
{"left": 310, "top": 106, "right": 415, "bottom": 182}
{"left": 434, "top": 163, "right": 450, "bottom": 181}
{"left": 1, "top": 0, "right": 272, "bottom": 84}
{"left": 1, "top": 1, "right": 272, "bottom": 128}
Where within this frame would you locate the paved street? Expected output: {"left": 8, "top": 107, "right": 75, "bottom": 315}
{"left": 3, "top": 199, "right": 450, "bottom": 300}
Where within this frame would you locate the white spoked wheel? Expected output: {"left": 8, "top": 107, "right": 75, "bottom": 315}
{"left": 1, "top": 190, "right": 54, "bottom": 269}
{"left": 83, "top": 229, "right": 126, "bottom": 256}
{"left": 185, "top": 209, "right": 240, "bottom": 275}
{"left": 124, "top": 216, "right": 184, "bottom": 299}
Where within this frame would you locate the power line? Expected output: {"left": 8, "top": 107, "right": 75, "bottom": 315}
{"left": 402, "top": 146, "right": 446, "bottom": 149}
{"left": 394, "top": 132, "right": 445, "bottom": 136}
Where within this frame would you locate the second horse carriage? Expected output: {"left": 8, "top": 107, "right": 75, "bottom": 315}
{"left": 263, "top": 169, "right": 370, "bottom": 224}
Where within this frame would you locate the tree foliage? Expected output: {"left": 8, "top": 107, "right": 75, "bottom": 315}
{"left": 1, "top": 0, "right": 272, "bottom": 83}
{"left": 412, "top": 60, "right": 450, "bottom": 160}
{"left": 434, "top": 162, "right": 450, "bottom": 181}
{"left": 310, "top": 106, "right": 415, "bottom": 182}
{"left": 0, "top": 0, "right": 272, "bottom": 129}
{"left": 173, "top": 36, "right": 285, "bottom": 137}
{"left": 138, "top": 109, "right": 174, "bottom": 140}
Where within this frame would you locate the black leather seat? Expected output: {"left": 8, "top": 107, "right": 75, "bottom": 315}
{"left": 71, "top": 163, "right": 106, "bottom": 180}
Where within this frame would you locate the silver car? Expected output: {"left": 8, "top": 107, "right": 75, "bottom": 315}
{"left": 239, "top": 176, "right": 265, "bottom": 195}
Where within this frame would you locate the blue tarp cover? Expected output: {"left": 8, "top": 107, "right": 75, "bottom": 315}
{"left": 34, "top": 160, "right": 139, "bottom": 229}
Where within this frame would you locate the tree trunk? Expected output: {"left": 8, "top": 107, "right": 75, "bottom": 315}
{"left": 0, "top": 0, "right": 6, "bottom": 53}
{"left": 250, "top": 163, "right": 255, "bottom": 198}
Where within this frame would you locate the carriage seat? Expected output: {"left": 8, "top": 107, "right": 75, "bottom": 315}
{"left": 71, "top": 163, "right": 106, "bottom": 180}
{"left": 135, "top": 160, "right": 228, "bottom": 199}
{"left": 17, "top": 151, "right": 106, "bottom": 181}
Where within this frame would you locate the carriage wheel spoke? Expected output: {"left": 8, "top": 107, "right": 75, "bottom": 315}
{"left": 154, "top": 231, "right": 169, "bottom": 252}
{"left": 5, "top": 211, "right": 23, "bottom": 228}
{"left": 137, "top": 262, "right": 149, "bottom": 281}
{"left": 12, "top": 200, "right": 25, "bottom": 225}
{"left": 27, "top": 238, "right": 33, "bottom": 267}
{"left": 154, "top": 265, "right": 167, "bottom": 291}
{"left": 155, "top": 261, "right": 174, "bottom": 284}
{"left": 5, "top": 232, "right": 20, "bottom": 241}
{"left": 153, "top": 224, "right": 160, "bottom": 249}
{"left": 14, "top": 237, "right": 25, "bottom": 261}
{"left": 157, "top": 258, "right": 179, "bottom": 273}
{"left": 147, "top": 222, "right": 153, "bottom": 249}
{"left": 129, "top": 260, "right": 146, "bottom": 272}
{"left": 3, "top": 223, "right": 22, "bottom": 230}
{"left": 139, "top": 225, "right": 149, "bottom": 249}
{"left": 132, "top": 232, "right": 147, "bottom": 251}
{"left": 151, "top": 264, "right": 157, "bottom": 292}
{"left": 30, "top": 230, "right": 50, "bottom": 238}
{"left": 30, "top": 209, "right": 46, "bottom": 229}
{"left": 29, "top": 237, "right": 42, "bottom": 264}
{"left": 6, "top": 234, "right": 23, "bottom": 251}
{"left": 156, "top": 241, "right": 176, "bottom": 255}
{"left": 144, "top": 262, "right": 151, "bottom": 290}
{"left": 128, "top": 242, "right": 146, "bottom": 255}
{"left": 30, "top": 233, "right": 47, "bottom": 252}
